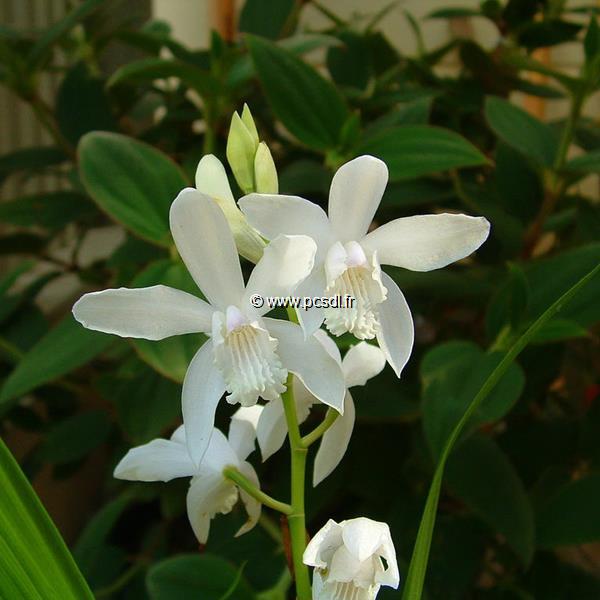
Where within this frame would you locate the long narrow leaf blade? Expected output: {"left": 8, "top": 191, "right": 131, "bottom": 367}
{"left": 0, "top": 437, "right": 94, "bottom": 599}
{"left": 402, "top": 261, "right": 600, "bottom": 600}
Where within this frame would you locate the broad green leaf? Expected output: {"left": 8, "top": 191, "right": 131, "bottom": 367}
{"left": 517, "top": 19, "right": 582, "bottom": 50}
{"left": 401, "top": 261, "right": 600, "bottom": 600}
{"left": 427, "top": 7, "right": 481, "bottom": 18}
{"left": 239, "top": 0, "right": 296, "bottom": 39}
{"left": 530, "top": 318, "right": 589, "bottom": 344}
{"left": 327, "top": 30, "right": 371, "bottom": 90}
{"left": 363, "top": 97, "right": 433, "bottom": 139}
{"left": 107, "top": 57, "right": 220, "bottom": 98}
{"left": 564, "top": 149, "right": 600, "bottom": 173}
{"left": 246, "top": 34, "right": 349, "bottom": 150}
{"left": 0, "top": 437, "right": 94, "bottom": 599}
{"left": 485, "top": 96, "right": 559, "bottom": 167}
{"left": 79, "top": 132, "right": 187, "bottom": 246}
{"left": 421, "top": 341, "right": 525, "bottom": 457}
{"left": 98, "top": 363, "right": 181, "bottom": 443}
{"left": 0, "top": 146, "right": 67, "bottom": 184}
{"left": 56, "top": 63, "right": 117, "bottom": 144}
{"left": 357, "top": 125, "right": 488, "bottom": 181}
{"left": 0, "top": 191, "right": 95, "bottom": 230}
{"left": 0, "top": 314, "right": 113, "bottom": 408}
{"left": 131, "top": 260, "right": 207, "bottom": 382}
{"left": 27, "top": 0, "right": 104, "bottom": 68}
{"left": 74, "top": 494, "right": 132, "bottom": 587}
{"left": 278, "top": 159, "right": 330, "bottom": 196}
{"left": 446, "top": 435, "right": 535, "bottom": 564}
{"left": 40, "top": 410, "right": 111, "bottom": 465}
{"left": 146, "top": 554, "right": 255, "bottom": 600}
{"left": 379, "top": 178, "right": 454, "bottom": 210}
{"left": 536, "top": 474, "right": 600, "bottom": 547}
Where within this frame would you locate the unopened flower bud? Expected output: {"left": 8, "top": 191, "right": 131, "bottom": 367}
{"left": 254, "top": 142, "right": 278, "bottom": 194}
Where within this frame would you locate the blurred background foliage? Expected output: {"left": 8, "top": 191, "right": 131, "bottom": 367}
{"left": 0, "top": 0, "right": 599, "bottom": 598}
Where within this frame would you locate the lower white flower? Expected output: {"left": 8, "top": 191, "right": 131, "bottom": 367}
{"left": 303, "top": 517, "right": 399, "bottom": 600}
{"left": 113, "top": 406, "right": 263, "bottom": 544}
{"left": 255, "top": 330, "right": 386, "bottom": 485}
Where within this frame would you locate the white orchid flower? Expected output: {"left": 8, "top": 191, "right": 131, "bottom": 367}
{"left": 240, "top": 155, "right": 490, "bottom": 377}
{"left": 73, "top": 190, "right": 345, "bottom": 465}
{"left": 114, "top": 406, "right": 263, "bottom": 544}
{"left": 256, "top": 330, "right": 385, "bottom": 486}
{"left": 303, "top": 517, "right": 400, "bottom": 600}
{"left": 195, "top": 154, "right": 265, "bottom": 263}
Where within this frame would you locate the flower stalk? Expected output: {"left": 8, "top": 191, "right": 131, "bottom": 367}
{"left": 281, "top": 374, "right": 312, "bottom": 600}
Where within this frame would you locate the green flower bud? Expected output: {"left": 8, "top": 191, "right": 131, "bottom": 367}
{"left": 254, "top": 142, "right": 278, "bottom": 194}
{"left": 226, "top": 110, "right": 257, "bottom": 194}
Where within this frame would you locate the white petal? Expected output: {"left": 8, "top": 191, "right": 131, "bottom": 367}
{"left": 328, "top": 156, "right": 388, "bottom": 243}
{"left": 229, "top": 405, "right": 262, "bottom": 461}
{"left": 313, "top": 392, "right": 355, "bottom": 486}
{"left": 256, "top": 398, "right": 288, "bottom": 461}
{"left": 295, "top": 266, "right": 327, "bottom": 337}
{"left": 256, "top": 388, "right": 313, "bottom": 462}
{"left": 342, "top": 343, "right": 386, "bottom": 388}
{"left": 328, "top": 545, "right": 367, "bottom": 583}
{"left": 243, "top": 234, "right": 316, "bottom": 317}
{"left": 195, "top": 155, "right": 265, "bottom": 264}
{"left": 186, "top": 471, "right": 237, "bottom": 544}
{"left": 113, "top": 439, "right": 195, "bottom": 482}
{"left": 303, "top": 518, "right": 343, "bottom": 568}
{"left": 169, "top": 188, "right": 244, "bottom": 309}
{"left": 182, "top": 341, "right": 227, "bottom": 466}
{"left": 314, "top": 329, "right": 342, "bottom": 365}
{"left": 195, "top": 154, "right": 235, "bottom": 205}
{"left": 376, "top": 273, "right": 414, "bottom": 378}
{"left": 170, "top": 425, "right": 186, "bottom": 444}
{"left": 235, "top": 461, "right": 262, "bottom": 537}
{"left": 342, "top": 518, "right": 388, "bottom": 563}
{"left": 362, "top": 213, "right": 490, "bottom": 272}
{"left": 264, "top": 319, "right": 346, "bottom": 414}
{"left": 73, "top": 286, "right": 213, "bottom": 339}
{"left": 375, "top": 533, "right": 400, "bottom": 588}
{"left": 239, "top": 194, "right": 333, "bottom": 255}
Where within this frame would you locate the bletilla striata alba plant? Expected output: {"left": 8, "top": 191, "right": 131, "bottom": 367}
{"left": 72, "top": 106, "right": 490, "bottom": 600}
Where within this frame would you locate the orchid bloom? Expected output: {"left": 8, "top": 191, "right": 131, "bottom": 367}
{"left": 73, "top": 190, "right": 345, "bottom": 465}
{"left": 304, "top": 517, "right": 399, "bottom": 600}
{"left": 256, "top": 331, "right": 385, "bottom": 485}
{"left": 114, "top": 406, "right": 263, "bottom": 544}
{"left": 240, "top": 155, "right": 490, "bottom": 376}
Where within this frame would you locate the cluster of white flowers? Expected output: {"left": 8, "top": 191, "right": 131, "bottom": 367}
{"left": 72, "top": 108, "right": 489, "bottom": 599}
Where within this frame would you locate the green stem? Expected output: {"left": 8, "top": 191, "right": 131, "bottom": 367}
{"left": 281, "top": 375, "right": 312, "bottom": 600}
{"left": 301, "top": 408, "right": 339, "bottom": 447}
{"left": 402, "top": 261, "right": 600, "bottom": 600}
{"left": 223, "top": 466, "right": 291, "bottom": 515}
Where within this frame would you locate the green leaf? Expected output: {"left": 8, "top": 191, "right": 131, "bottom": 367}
{"left": 107, "top": 57, "right": 220, "bottom": 98}
{"left": 79, "top": 132, "right": 187, "bottom": 246}
{"left": 0, "top": 314, "right": 113, "bottom": 408}
{"left": 40, "top": 410, "right": 111, "bottom": 465}
{"left": 0, "top": 437, "right": 94, "bottom": 599}
{"left": 131, "top": 260, "right": 206, "bottom": 383}
{"left": 0, "top": 191, "right": 95, "bottom": 230}
{"left": 584, "top": 16, "right": 600, "bottom": 62}
{"left": 27, "top": 0, "right": 104, "bottom": 68}
{"left": 564, "top": 149, "right": 600, "bottom": 173}
{"left": 357, "top": 125, "right": 488, "bottom": 181}
{"left": 246, "top": 34, "right": 349, "bottom": 150}
{"left": 0, "top": 146, "right": 67, "bottom": 184}
{"left": 74, "top": 494, "right": 132, "bottom": 583}
{"left": 517, "top": 19, "right": 582, "bottom": 50}
{"left": 427, "top": 7, "right": 481, "bottom": 18}
{"left": 239, "top": 0, "right": 296, "bottom": 39}
{"left": 146, "top": 554, "right": 255, "bottom": 600}
{"left": 421, "top": 341, "right": 525, "bottom": 457}
{"left": 363, "top": 97, "right": 433, "bottom": 139}
{"left": 99, "top": 364, "right": 181, "bottom": 443}
{"left": 485, "top": 96, "right": 559, "bottom": 167}
{"left": 530, "top": 318, "right": 589, "bottom": 344}
{"left": 536, "top": 474, "right": 600, "bottom": 547}
{"left": 446, "top": 435, "right": 534, "bottom": 564}
{"left": 401, "top": 261, "right": 600, "bottom": 600}
{"left": 56, "top": 63, "right": 117, "bottom": 144}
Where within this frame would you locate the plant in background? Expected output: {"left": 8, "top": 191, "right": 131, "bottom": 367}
{"left": 0, "top": 1, "right": 599, "bottom": 599}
